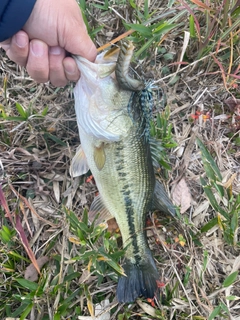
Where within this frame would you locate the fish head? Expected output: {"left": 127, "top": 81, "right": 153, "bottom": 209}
{"left": 74, "top": 51, "right": 132, "bottom": 142}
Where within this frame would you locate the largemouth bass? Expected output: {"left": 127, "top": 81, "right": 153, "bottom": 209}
{"left": 72, "top": 40, "right": 176, "bottom": 303}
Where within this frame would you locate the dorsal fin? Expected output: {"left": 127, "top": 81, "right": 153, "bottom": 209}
{"left": 149, "top": 138, "right": 163, "bottom": 168}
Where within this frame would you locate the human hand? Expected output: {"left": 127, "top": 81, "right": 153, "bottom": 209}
{"left": 0, "top": 0, "right": 97, "bottom": 87}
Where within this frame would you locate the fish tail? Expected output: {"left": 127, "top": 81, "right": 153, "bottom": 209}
{"left": 117, "top": 251, "right": 159, "bottom": 303}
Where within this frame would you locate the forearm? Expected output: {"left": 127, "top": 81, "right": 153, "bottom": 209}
{"left": 0, "top": 0, "right": 36, "bottom": 42}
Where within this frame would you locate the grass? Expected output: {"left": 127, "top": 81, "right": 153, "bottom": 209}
{"left": 0, "top": 206, "right": 123, "bottom": 319}
{"left": 1, "top": 0, "right": 240, "bottom": 319}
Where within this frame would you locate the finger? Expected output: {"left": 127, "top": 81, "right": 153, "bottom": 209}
{"left": 68, "top": 34, "right": 97, "bottom": 62}
{"left": 49, "top": 46, "right": 68, "bottom": 87}
{"left": 63, "top": 56, "right": 80, "bottom": 82}
{"left": 26, "top": 40, "right": 49, "bottom": 83}
{"left": 0, "top": 31, "right": 29, "bottom": 66}
{"left": 0, "top": 38, "right": 11, "bottom": 50}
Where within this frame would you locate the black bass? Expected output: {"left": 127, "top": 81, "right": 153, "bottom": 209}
{"left": 72, "top": 40, "right": 175, "bottom": 303}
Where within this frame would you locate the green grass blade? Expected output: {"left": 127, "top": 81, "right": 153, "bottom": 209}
{"left": 223, "top": 271, "right": 238, "bottom": 287}
{"left": 200, "top": 177, "right": 228, "bottom": 219}
{"left": 189, "top": 15, "right": 196, "bottom": 38}
{"left": 15, "top": 278, "right": 39, "bottom": 291}
{"left": 11, "top": 302, "right": 32, "bottom": 318}
{"left": 15, "top": 103, "right": 27, "bottom": 119}
{"left": 123, "top": 22, "right": 153, "bottom": 37}
{"left": 19, "top": 303, "right": 33, "bottom": 320}
{"left": 41, "top": 106, "right": 48, "bottom": 116}
{"left": 197, "top": 138, "right": 222, "bottom": 181}
{"left": 43, "top": 133, "right": 67, "bottom": 146}
{"left": 200, "top": 217, "right": 218, "bottom": 233}
{"left": 208, "top": 305, "right": 222, "bottom": 320}
{"left": 220, "top": 18, "right": 240, "bottom": 41}
{"left": 144, "top": 0, "right": 149, "bottom": 19}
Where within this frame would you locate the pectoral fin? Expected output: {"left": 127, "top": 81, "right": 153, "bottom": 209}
{"left": 94, "top": 143, "right": 106, "bottom": 171}
{"left": 153, "top": 179, "right": 176, "bottom": 217}
{"left": 71, "top": 145, "right": 89, "bottom": 177}
{"left": 88, "top": 194, "right": 113, "bottom": 225}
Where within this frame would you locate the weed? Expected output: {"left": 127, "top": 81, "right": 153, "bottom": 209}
{"left": 1, "top": 0, "right": 240, "bottom": 318}
{"left": 78, "top": 0, "right": 103, "bottom": 39}
{"left": 150, "top": 105, "right": 177, "bottom": 173}
{"left": 66, "top": 208, "right": 125, "bottom": 277}
{"left": 208, "top": 271, "right": 238, "bottom": 319}
{"left": 182, "top": 0, "right": 240, "bottom": 90}
{"left": 198, "top": 138, "right": 240, "bottom": 246}
{"left": 0, "top": 205, "right": 124, "bottom": 318}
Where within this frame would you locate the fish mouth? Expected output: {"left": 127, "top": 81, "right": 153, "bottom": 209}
{"left": 73, "top": 51, "right": 119, "bottom": 79}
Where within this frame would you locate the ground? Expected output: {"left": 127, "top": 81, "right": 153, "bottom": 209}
{"left": 0, "top": 1, "right": 240, "bottom": 319}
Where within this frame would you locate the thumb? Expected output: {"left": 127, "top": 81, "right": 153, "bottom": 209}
{"left": 62, "top": 16, "right": 97, "bottom": 62}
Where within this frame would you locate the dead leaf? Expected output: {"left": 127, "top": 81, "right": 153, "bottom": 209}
{"left": 24, "top": 256, "right": 49, "bottom": 281}
{"left": 217, "top": 173, "right": 237, "bottom": 189}
{"left": 79, "top": 269, "right": 97, "bottom": 285}
{"left": 15, "top": 213, "right": 41, "bottom": 274}
{"left": 95, "top": 299, "right": 110, "bottom": 320}
{"left": 172, "top": 178, "right": 191, "bottom": 213}
{"left": 53, "top": 180, "right": 60, "bottom": 203}
{"left": 136, "top": 299, "right": 157, "bottom": 317}
{"left": 69, "top": 236, "right": 81, "bottom": 245}
{"left": 107, "top": 218, "right": 119, "bottom": 233}
{"left": 87, "top": 299, "right": 95, "bottom": 317}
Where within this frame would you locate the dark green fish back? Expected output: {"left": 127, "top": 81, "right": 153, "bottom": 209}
{"left": 114, "top": 44, "right": 160, "bottom": 301}
{"left": 114, "top": 103, "right": 159, "bottom": 302}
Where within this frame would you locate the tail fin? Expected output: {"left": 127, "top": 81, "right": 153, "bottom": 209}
{"left": 117, "top": 255, "right": 159, "bottom": 303}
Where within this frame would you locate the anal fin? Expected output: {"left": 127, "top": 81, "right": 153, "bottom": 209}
{"left": 153, "top": 179, "right": 176, "bottom": 217}
{"left": 88, "top": 194, "right": 113, "bottom": 225}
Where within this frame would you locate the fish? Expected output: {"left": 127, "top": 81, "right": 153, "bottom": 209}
{"left": 72, "top": 40, "right": 176, "bottom": 303}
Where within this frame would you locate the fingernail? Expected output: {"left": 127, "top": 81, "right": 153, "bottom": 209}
{"left": 49, "top": 46, "right": 62, "bottom": 55}
{"left": 31, "top": 41, "right": 44, "bottom": 57}
{"left": 14, "top": 33, "right": 28, "bottom": 48}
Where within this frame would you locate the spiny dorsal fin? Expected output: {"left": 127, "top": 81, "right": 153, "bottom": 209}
{"left": 71, "top": 145, "right": 89, "bottom": 177}
{"left": 93, "top": 143, "right": 106, "bottom": 171}
{"left": 153, "top": 179, "right": 176, "bottom": 217}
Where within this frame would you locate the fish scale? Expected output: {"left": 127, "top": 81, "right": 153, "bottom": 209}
{"left": 72, "top": 39, "right": 176, "bottom": 303}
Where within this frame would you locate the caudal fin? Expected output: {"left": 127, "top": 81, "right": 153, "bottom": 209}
{"left": 117, "top": 256, "right": 159, "bottom": 303}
